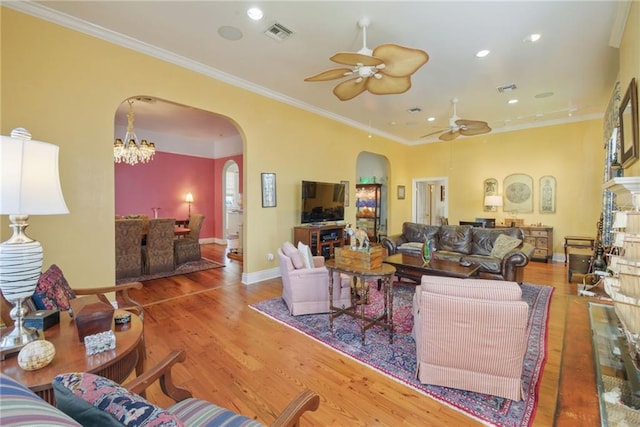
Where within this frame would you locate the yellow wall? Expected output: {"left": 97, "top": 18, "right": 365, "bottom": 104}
{"left": 0, "top": 6, "right": 632, "bottom": 286}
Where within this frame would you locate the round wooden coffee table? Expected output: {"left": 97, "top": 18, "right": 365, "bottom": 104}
{"left": 0, "top": 310, "right": 144, "bottom": 404}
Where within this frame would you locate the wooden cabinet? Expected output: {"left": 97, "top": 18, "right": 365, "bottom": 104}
{"left": 522, "top": 226, "right": 554, "bottom": 262}
{"left": 293, "top": 224, "right": 344, "bottom": 259}
{"left": 355, "top": 183, "right": 382, "bottom": 242}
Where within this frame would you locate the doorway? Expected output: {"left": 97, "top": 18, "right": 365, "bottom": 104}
{"left": 223, "top": 160, "right": 242, "bottom": 255}
{"left": 413, "top": 178, "right": 448, "bottom": 225}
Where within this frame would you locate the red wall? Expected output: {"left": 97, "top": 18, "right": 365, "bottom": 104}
{"left": 115, "top": 152, "right": 243, "bottom": 240}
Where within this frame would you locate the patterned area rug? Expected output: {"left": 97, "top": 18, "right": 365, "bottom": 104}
{"left": 250, "top": 283, "right": 553, "bottom": 427}
{"left": 116, "top": 258, "right": 224, "bottom": 284}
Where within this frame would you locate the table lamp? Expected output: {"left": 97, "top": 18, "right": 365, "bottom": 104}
{"left": 185, "top": 192, "right": 194, "bottom": 217}
{"left": 0, "top": 128, "right": 69, "bottom": 353}
{"left": 484, "top": 195, "right": 503, "bottom": 212}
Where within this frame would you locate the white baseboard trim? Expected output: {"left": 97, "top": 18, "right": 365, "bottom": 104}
{"left": 242, "top": 266, "right": 280, "bottom": 285}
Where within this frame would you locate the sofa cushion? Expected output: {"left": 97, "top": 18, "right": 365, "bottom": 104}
{"left": 283, "top": 242, "right": 305, "bottom": 269}
{"left": 0, "top": 373, "right": 81, "bottom": 426}
{"left": 33, "top": 264, "right": 76, "bottom": 311}
{"left": 491, "top": 234, "right": 523, "bottom": 259}
{"left": 168, "top": 398, "right": 264, "bottom": 427}
{"left": 437, "top": 225, "right": 473, "bottom": 255}
{"left": 297, "top": 241, "right": 313, "bottom": 269}
{"left": 420, "top": 276, "right": 523, "bottom": 301}
{"left": 52, "top": 372, "right": 183, "bottom": 427}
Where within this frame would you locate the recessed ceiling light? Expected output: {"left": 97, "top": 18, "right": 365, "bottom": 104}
{"left": 218, "top": 26, "right": 243, "bottom": 41}
{"left": 508, "top": 99, "right": 519, "bottom": 104}
{"left": 523, "top": 33, "right": 541, "bottom": 43}
{"left": 427, "top": 117, "right": 436, "bottom": 122}
{"left": 476, "top": 50, "right": 490, "bottom": 58}
{"left": 247, "top": 7, "right": 263, "bottom": 21}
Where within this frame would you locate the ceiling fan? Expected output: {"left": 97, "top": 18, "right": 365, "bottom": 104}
{"left": 304, "top": 17, "right": 429, "bottom": 101}
{"left": 426, "top": 98, "right": 492, "bottom": 141}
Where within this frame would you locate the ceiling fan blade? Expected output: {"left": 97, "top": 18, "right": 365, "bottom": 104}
{"left": 366, "top": 74, "right": 411, "bottom": 95}
{"left": 421, "top": 128, "right": 448, "bottom": 138}
{"left": 455, "top": 119, "right": 489, "bottom": 130}
{"left": 459, "top": 126, "right": 492, "bottom": 137}
{"left": 333, "top": 77, "right": 369, "bottom": 101}
{"left": 372, "top": 44, "right": 429, "bottom": 77}
{"left": 304, "top": 68, "right": 354, "bottom": 82}
{"left": 330, "top": 52, "right": 383, "bottom": 67}
{"left": 439, "top": 130, "right": 460, "bottom": 141}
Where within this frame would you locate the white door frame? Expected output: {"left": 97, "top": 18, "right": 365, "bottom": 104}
{"left": 412, "top": 177, "right": 448, "bottom": 225}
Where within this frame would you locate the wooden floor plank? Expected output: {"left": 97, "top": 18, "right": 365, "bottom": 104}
{"left": 130, "top": 244, "right": 600, "bottom": 426}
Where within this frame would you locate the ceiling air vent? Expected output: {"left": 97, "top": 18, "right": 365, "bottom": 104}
{"left": 497, "top": 83, "right": 517, "bottom": 93}
{"left": 264, "top": 23, "right": 294, "bottom": 41}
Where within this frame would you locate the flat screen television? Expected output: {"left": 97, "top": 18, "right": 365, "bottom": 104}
{"left": 301, "top": 180, "right": 345, "bottom": 224}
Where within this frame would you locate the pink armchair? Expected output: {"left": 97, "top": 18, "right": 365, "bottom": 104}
{"left": 412, "top": 276, "right": 529, "bottom": 401}
{"left": 278, "top": 242, "right": 351, "bottom": 315}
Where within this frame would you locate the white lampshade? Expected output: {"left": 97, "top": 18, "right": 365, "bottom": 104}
{"left": 185, "top": 192, "right": 194, "bottom": 203}
{"left": 484, "top": 195, "right": 503, "bottom": 207}
{"left": 1, "top": 128, "right": 68, "bottom": 215}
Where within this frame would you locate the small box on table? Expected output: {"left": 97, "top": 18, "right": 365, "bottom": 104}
{"left": 334, "top": 245, "right": 383, "bottom": 269}
{"left": 70, "top": 294, "right": 114, "bottom": 342}
{"left": 24, "top": 310, "right": 60, "bottom": 331}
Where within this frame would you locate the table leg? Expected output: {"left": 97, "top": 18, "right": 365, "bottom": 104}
{"left": 359, "top": 274, "right": 367, "bottom": 345}
{"left": 564, "top": 241, "right": 568, "bottom": 265}
{"left": 386, "top": 274, "right": 394, "bottom": 344}
{"left": 328, "top": 267, "right": 335, "bottom": 332}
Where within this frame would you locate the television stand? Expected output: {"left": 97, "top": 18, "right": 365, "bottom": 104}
{"left": 294, "top": 224, "right": 345, "bottom": 259}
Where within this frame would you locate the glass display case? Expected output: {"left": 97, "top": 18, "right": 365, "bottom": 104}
{"left": 355, "top": 183, "right": 382, "bottom": 242}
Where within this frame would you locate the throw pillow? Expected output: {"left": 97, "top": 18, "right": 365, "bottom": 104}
{"left": 52, "top": 372, "right": 183, "bottom": 427}
{"left": 297, "top": 241, "right": 314, "bottom": 269}
{"left": 282, "top": 241, "right": 305, "bottom": 269}
{"left": 33, "top": 264, "right": 76, "bottom": 311}
{"left": 490, "top": 234, "right": 522, "bottom": 259}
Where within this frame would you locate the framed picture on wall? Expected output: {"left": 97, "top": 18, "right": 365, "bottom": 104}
{"left": 539, "top": 176, "right": 556, "bottom": 213}
{"left": 397, "top": 185, "right": 406, "bottom": 200}
{"left": 503, "top": 173, "right": 533, "bottom": 213}
{"left": 483, "top": 178, "right": 498, "bottom": 211}
{"left": 261, "top": 173, "right": 276, "bottom": 208}
{"left": 620, "top": 78, "right": 639, "bottom": 168}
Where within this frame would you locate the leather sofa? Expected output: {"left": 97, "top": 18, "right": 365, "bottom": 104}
{"left": 381, "top": 222, "right": 534, "bottom": 282}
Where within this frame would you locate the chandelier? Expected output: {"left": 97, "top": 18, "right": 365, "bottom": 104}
{"left": 114, "top": 99, "right": 156, "bottom": 165}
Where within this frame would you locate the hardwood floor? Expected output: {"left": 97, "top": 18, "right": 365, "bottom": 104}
{"left": 130, "top": 244, "right": 600, "bottom": 426}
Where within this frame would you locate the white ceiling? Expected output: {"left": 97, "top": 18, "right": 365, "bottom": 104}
{"left": 9, "top": 1, "right": 629, "bottom": 145}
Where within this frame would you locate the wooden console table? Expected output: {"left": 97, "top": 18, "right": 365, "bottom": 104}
{"left": 1, "top": 310, "right": 144, "bottom": 404}
{"left": 325, "top": 260, "right": 396, "bottom": 345}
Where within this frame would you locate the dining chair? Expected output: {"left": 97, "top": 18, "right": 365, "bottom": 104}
{"left": 115, "top": 219, "right": 144, "bottom": 280}
{"left": 174, "top": 214, "right": 205, "bottom": 265}
{"left": 143, "top": 218, "right": 176, "bottom": 275}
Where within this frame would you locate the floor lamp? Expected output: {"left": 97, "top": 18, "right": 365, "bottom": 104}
{"left": 0, "top": 128, "right": 69, "bottom": 354}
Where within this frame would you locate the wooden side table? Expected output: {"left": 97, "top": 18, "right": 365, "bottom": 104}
{"left": 325, "top": 260, "right": 396, "bottom": 345}
{"left": 564, "top": 236, "right": 595, "bottom": 264}
{"left": 0, "top": 310, "right": 144, "bottom": 404}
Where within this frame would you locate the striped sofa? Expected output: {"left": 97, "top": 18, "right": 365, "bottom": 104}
{"left": 412, "top": 276, "right": 529, "bottom": 401}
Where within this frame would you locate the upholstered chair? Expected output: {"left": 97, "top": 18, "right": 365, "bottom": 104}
{"left": 115, "top": 218, "right": 143, "bottom": 280}
{"left": 143, "top": 218, "right": 176, "bottom": 274}
{"left": 278, "top": 241, "right": 352, "bottom": 315}
{"left": 413, "top": 275, "right": 529, "bottom": 401}
{"left": 174, "top": 214, "right": 205, "bottom": 265}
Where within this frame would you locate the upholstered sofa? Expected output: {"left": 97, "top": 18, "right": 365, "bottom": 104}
{"left": 381, "top": 222, "right": 534, "bottom": 282}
